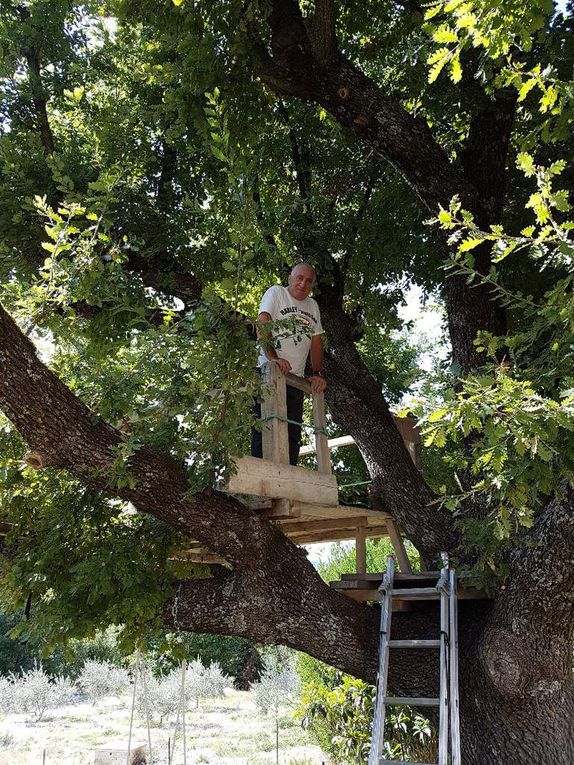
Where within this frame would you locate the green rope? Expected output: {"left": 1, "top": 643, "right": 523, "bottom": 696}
{"left": 260, "top": 414, "right": 329, "bottom": 436}
{"left": 338, "top": 479, "right": 372, "bottom": 489}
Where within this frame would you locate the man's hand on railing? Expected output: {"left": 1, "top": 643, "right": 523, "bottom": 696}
{"left": 274, "top": 357, "right": 292, "bottom": 375}
{"left": 308, "top": 374, "right": 327, "bottom": 393}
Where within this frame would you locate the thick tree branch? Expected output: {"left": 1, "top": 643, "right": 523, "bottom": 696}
{"left": 318, "top": 302, "right": 460, "bottom": 561}
{"left": 0, "top": 300, "right": 386, "bottom": 678}
{"left": 162, "top": 570, "right": 444, "bottom": 695}
{"left": 252, "top": 1, "right": 512, "bottom": 373}
{"left": 305, "top": 0, "right": 337, "bottom": 66}
{"left": 18, "top": 7, "right": 55, "bottom": 157}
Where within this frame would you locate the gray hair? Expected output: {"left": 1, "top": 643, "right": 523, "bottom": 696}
{"left": 290, "top": 262, "right": 317, "bottom": 284}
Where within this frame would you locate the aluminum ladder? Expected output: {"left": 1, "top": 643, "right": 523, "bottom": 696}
{"left": 368, "top": 556, "right": 461, "bottom": 765}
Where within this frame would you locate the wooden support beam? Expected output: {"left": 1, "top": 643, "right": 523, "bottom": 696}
{"left": 280, "top": 517, "right": 366, "bottom": 534}
{"left": 284, "top": 372, "right": 312, "bottom": 394}
{"left": 299, "top": 435, "right": 355, "bottom": 456}
{"left": 312, "top": 390, "right": 331, "bottom": 474}
{"left": 356, "top": 523, "right": 367, "bottom": 575}
{"left": 263, "top": 498, "right": 300, "bottom": 519}
{"left": 387, "top": 517, "right": 413, "bottom": 574}
{"left": 294, "top": 524, "right": 389, "bottom": 544}
{"left": 227, "top": 456, "right": 339, "bottom": 506}
{"left": 289, "top": 502, "right": 392, "bottom": 521}
{"left": 261, "top": 362, "right": 289, "bottom": 464}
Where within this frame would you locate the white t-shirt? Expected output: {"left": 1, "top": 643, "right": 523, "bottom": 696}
{"left": 257, "top": 285, "right": 324, "bottom": 377}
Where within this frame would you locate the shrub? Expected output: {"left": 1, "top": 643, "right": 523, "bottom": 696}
{"left": 252, "top": 651, "right": 300, "bottom": 717}
{"left": 4, "top": 665, "right": 76, "bottom": 721}
{"left": 298, "top": 667, "right": 436, "bottom": 764}
{"left": 135, "top": 658, "right": 229, "bottom": 725}
{"left": 76, "top": 659, "right": 130, "bottom": 702}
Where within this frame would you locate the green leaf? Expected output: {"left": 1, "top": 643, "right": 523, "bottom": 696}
{"left": 517, "top": 152, "right": 536, "bottom": 177}
{"left": 210, "top": 146, "right": 227, "bottom": 163}
{"left": 433, "top": 26, "right": 458, "bottom": 43}
{"left": 517, "top": 77, "right": 538, "bottom": 102}
{"left": 428, "top": 48, "right": 450, "bottom": 83}
{"left": 459, "top": 237, "right": 484, "bottom": 252}
{"left": 450, "top": 54, "right": 462, "bottom": 83}
{"left": 549, "top": 160, "right": 566, "bottom": 176}
{"left": 428, "top": 408, "right": 448, "bottom": 422}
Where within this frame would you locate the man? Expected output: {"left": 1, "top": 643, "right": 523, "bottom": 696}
{"left": 251, "top": 262, "right": 327, "bottom": 466}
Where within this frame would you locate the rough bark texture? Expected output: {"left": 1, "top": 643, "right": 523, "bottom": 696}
{"left": 1, "top": 3, "right": 572, "bottom": 763}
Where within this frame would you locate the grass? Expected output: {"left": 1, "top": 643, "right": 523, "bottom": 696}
{"left": 0, "top": 687, "right": 327, "bottom": 765}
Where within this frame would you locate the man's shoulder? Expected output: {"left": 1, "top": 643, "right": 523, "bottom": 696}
{"left": 305, "top": 295, "right": 321, "bottom": 313}
{"left": 258, "top": 284, "right": 286, "bottom": 314}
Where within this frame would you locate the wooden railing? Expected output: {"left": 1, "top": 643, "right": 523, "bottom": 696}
{"left": 259, "top": 361, "right": 331, "bottom": 473}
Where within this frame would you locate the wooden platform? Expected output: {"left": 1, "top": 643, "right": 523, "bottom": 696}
{"left": 330, "top": 571, "right": 488, "bottom": 606}
{"left": 174, "top": 499, "right": 395, "bottom": 564}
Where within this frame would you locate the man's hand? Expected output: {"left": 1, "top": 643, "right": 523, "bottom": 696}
{"left": 308, "top": 374, "right": 327, "bottom": 393}
{"left": 275, "top": 357, "right": 292, "bottom": 376}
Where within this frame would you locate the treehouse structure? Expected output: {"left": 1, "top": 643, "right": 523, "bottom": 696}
{"left": 182, "top": 362, "right": 419, "bottom": 581}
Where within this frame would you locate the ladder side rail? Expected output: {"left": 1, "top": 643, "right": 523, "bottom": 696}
{"left": 437, "top": 568, "right": 450, "bottom": 765}
{"left": 449, "top": 569, "right": 461, "bottom": 765}
{"left": 368, "top": 557, "right": 395, "bottom": 765}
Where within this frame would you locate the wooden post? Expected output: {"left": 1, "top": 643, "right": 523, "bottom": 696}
{"left": 356, "top": 523, "right": 367, "bottom": 575}
{"left": 386, "top": 518, "right": 412, "bottom": 574}
{"left": 261, "top": 362, "right": 289, "bottom": 464}
{"left": 312, "top": 390, "right": 331, "bottom": 474}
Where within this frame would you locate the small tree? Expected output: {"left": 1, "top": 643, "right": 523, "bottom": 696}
{"left": 187, "top": 657, "right": 228, "bottom": 708}
{"left": 252, "top": 650, "right": 300, "bottom": 765}
{"left": 135, "top": 658, "right": 229, "bottom": 725}
{"left": 76, "top": 659, "right": 130, "bottom": 703}
{"left": 6, "top": 665, "right": 76, "bottom": 721}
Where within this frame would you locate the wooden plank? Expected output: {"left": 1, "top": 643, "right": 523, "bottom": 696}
{"left": 332, "top": 588, "right": 413, "bottom": 608}
{"left": 293, "top": 524, "right": 389, "bottom": 544}
{"left": 340, "top": 571, "right": 440, "bottom": 582}
{"left": 279, "top": 517, "right": 365, "bottom": 534}
{"left": 331, "top": 579, "right": 487, "bottom": 601}
{"left": 299, "top": 435, "right": 356, "bottom": 456}
{"left": 290, "top": 502, "right": 392, "bottom": 521}
{"left": 285, "top": 372, "right": 312, "bottom": 394}
{"left": 261, "top": 362, "right": 289, "bottom": 464}
{"left": 392, "top": 414, "right": 420, "bottom": 444}
{"left": 227, "top": 456, "right": 339, "bottom": 506}
{"left": 312, "top": 390, "right": 332, "bottom": 474}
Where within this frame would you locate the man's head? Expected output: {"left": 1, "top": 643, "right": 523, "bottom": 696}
{"left": 287, "top": 263, "right": 316, "bottom": 301}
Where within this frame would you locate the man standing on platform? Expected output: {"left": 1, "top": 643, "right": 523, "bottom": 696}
{"left": 251, "top": 262, "right": 327, "bottom": 466}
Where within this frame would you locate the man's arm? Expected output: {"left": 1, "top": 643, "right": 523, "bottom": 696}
{"left": 308, "top": 334, "right": 327, "bottom": 392}
{"left": 257, "top": 311, "right": 291, "bottom": 375}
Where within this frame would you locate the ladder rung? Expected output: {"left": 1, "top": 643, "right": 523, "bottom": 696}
{"left": 383, "top": 696, "right": 440, "bottom": 706}
{"left": 388, "top": 639, "right": 441, "bottom": 648}
{"left": 391, "top": 587, "right": 441, "bottom": 598}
